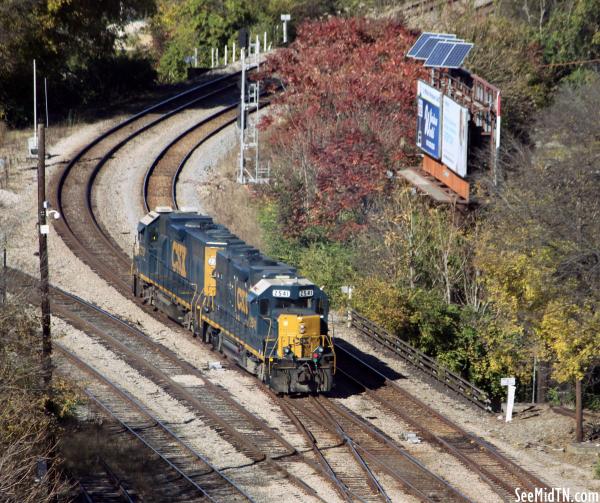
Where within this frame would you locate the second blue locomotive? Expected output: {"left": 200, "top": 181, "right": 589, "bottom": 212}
{"left": 132, "top": 207, "right": 335, "bottom": 393}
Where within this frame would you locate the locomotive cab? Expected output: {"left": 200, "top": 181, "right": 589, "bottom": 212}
{"left": 249, "top": 278, "right": 335, "bottom": 393}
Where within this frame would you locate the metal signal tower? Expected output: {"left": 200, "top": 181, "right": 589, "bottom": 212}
{"left": 238, "top": 37, "right": 269, "bottom": 184}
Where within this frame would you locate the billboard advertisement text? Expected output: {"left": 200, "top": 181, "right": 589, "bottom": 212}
{"left": 416, "top": 81, "right": 442, "bottom": 160}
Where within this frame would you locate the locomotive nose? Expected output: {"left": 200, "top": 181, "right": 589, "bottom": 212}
{"left": 277, "top": 314, "right": 322, "bottom": 358}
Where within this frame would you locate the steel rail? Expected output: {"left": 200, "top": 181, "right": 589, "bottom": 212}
{"left": 146, "top": 88, "right": 275, "bottom": 213}
{"left": 56, "top": 71, "right": 241, "bottom": 226}
{"left": 275, "top": 396, "right": 356, "bottom": 503}
{"left": 348, "top": 309, "right": 491, "bottom": 411}
{"left": 285, "top": 395, "right": 471, "bottom": 503}
{"left": 142, "top": 102, "right": 238, "bottom": 212}
{"left": 335, "top": 342, "right": 549, "bottom": 501}
{"left": 56, "top": 342, "right": 254, "bottom": 503}
{"left": 85, "top": 82, "right": 238, "bottom": 263}
{"left": 51, "top": 72, "right": 242, "bottom": 295}
{"left": 283, "top": 397, "right": 380, "bottom": 503}
{"left": 97, "top": 458, "right": 136, "bottom": 503}
{"left": 315, "top": 396, "right": 472, "bottom": 503}
{"left": 310, "top": 397, "right": 392, "bottom": 503}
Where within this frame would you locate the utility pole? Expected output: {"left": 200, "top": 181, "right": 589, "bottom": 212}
{"left": 576, "top": 379, "right": 583, "bottom": 442}
{"left": 33, "top": 60, "right": 37, "bottom": 141}
{"left": 1, "top": 244, "right": 6, "bottom": 306}
{"left": 37, "top": 123, "right": 52, "bottom": 392}
{"left": 44, "top": 77, "right": 49, "bottom": 128}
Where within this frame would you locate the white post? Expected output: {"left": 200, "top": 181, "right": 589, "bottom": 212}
{"left": 233, "top": 42, "right": 236, "bottom": 62}
{"left": 216, "top": 47, "right": 219, "bottom": 67}
{"left": 225, "top": 45, "right": 228, "bottom": 66}
{"left": 500, "top": 377, "right": 516, "bottom": 422}
{"left": 239, "top": 48, "right": 246, "bottom": 184}
{"left": 494, "top": 91, "right": 502, "bottom": 186}
{"left": 532, "top": 356, "right": 537, "bottom": 404}
{"left": 506, "top": 385, "right": 516, "bottom": 422}
{"left": 211, "top": 48, "right": 214, "bottom": 68}
{"left": 194, "top": 47, "right": 198, "bottom": 68}
{"left": 44, "top": 77, "right": 48, "bottom": 128}
{"left": 281, "top": 14, "right": 291, "bottom": 44}
{"left": 264, "top": 31, "right": 267, "bottom": 53}
{"left": 33, "top": 59, "right": 37, "bottom": 139}
{"left": 255, "top": 35, "right": 260, "bottom": 67}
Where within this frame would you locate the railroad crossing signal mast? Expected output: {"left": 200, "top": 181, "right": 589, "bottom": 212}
{"left": 237, "top": 31, "right": 269, "bottom": 184}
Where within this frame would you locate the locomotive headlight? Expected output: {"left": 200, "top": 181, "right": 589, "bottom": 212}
{"left": 299, "top": 323, "right": 306, "bottom": 334}
{"left": 312, "top": 345, "right": 324, "bottom": 363}
{"left": 283, "top": 346, "right": 292, "bottom": 357}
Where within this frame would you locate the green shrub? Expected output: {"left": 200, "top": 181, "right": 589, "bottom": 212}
{"left": 547, "top": 387, "right": 561, "bottom": 406}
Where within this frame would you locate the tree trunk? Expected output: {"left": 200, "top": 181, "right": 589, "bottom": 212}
{"left": 575, "top": 378, "right": 583, "bottom": 443}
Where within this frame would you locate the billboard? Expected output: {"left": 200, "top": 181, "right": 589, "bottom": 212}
{"left": 416, "top": 81, "right": 442, "bottom": 160}
{"left": 441, "top": 95, "right": 469, "bottom": 178}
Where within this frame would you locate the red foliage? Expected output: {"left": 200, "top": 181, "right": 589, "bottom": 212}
{"left": 262, "top": 17, "right": 426, "bottom": 240}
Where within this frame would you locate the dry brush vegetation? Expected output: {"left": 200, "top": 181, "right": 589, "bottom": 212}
{"left": 0, "top": 294, "right": 73, "bottom": 502}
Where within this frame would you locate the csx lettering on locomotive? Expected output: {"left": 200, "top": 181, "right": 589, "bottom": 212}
{"left": 171, "top": 241, "right": 187, "bottom": 276}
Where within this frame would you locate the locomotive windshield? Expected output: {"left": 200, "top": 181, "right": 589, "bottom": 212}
{"left": 273, "top": 298, "right": 312, "bottom": 309}
{"left": 259, "top": 296, "right": 325, "bottom": 316}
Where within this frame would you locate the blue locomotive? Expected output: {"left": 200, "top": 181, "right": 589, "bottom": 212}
{"left": 132, "top": 208, "right": 335, "bottom": 393}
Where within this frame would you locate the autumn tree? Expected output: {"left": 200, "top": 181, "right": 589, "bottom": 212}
{"left": 152, "top": 0, "right": 338, "bottom": 82}
{"left": 262, "top": 17, "right": 425, "bottom": 240}
{"left": 0, "top": 0, "right": 155, "bottom": 125}
{"left": 478, "top": 77, "right": 600, "bottom": 438}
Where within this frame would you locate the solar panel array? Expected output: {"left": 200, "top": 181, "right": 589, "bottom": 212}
{"left": 407, "top": 32, "right": 456, "bottom": 58}
{"left": 425, "top": 42, "right": 473, "bottom": 68}
{"left": 407, "top": 32, "right": 473, "bottom": 69}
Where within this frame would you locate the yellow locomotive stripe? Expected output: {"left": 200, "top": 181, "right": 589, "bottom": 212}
{"left": 137, "top": 272, "right": 265, "bottom": 361}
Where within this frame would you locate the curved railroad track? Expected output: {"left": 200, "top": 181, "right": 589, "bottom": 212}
{"left": 50, "top": 71, "right": 241, "bottom": 295}
{"left": 142, "top": 103, "right": 239, "bottom": 212}
{"left": 138, "top": 78, "right": 551, "bottom": 502}
{"left": 334, "top": 340, "right": 550, "bottom": 502}
{"left": 130, "top": 76, "right": 544, "bottom": 501}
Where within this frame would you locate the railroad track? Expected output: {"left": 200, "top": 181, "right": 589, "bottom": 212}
{"left": 37, "top": 66, "right": 549, "bottom": 501}
{"left": 334, "top": 340, "right": 550, "bottom": 502}
{"left": 282, "top": 395, "right": 470, "bottom": 503}
{"left": 142, "top": 103, "right": 239, "bottom": 212}
{"left": 50, "top": 71, "right": 242, "bottom": 295}
{"left": 78, "top": 457, "right": 137, "bottom": 503}
{"left": 551, "top": 405, "right": 600, "bottom": 422}
{"left": 142, "top": 88, "right": 273, "bottom": 212}
{"left": 131, "top": 75, "right": 547, "bottom": 502}
{"left": 57, "top": 344, "right": 253, "bottom": 503}
{"left": 6, "top": 267, "right": 327, "bottom": 502}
